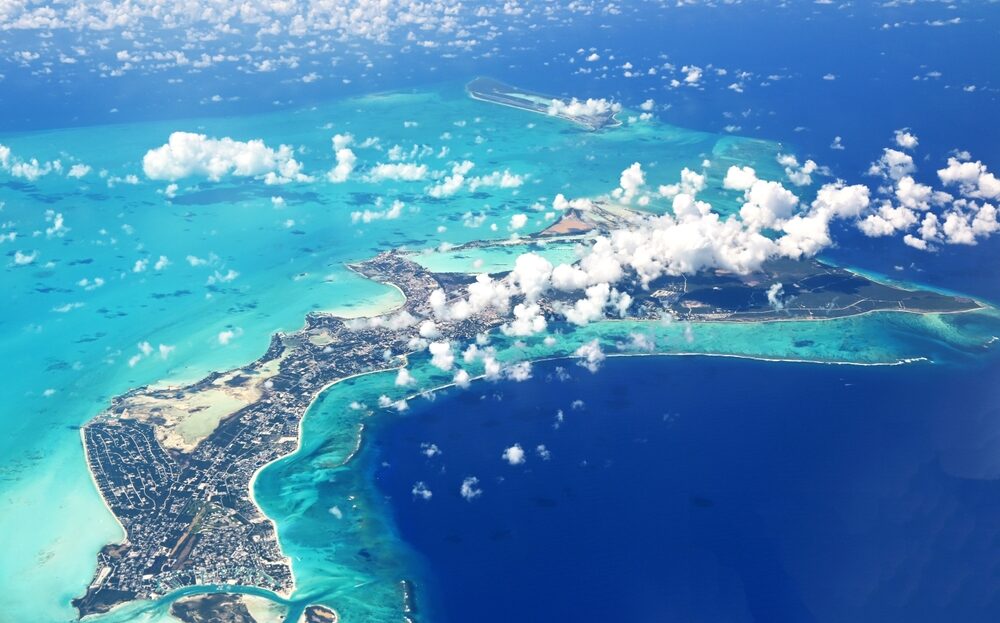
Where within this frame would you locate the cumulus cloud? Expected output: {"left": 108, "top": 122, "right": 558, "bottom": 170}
{"left": 143, "top": 132, "right": 311, "bottom": 184}
{"left": 13, "top": 250, "right": 37, "bottom": 266}
{"left": 681, "top": 65, "right": 703, "bottom": 84}
{"left": 367, "top": 162, "right": 428, "bottom": 182}
{"left": 217, "top": 328, "right": 241, "bottom": 345}
{"left": 766, "top": 283, "right": 785, "bottom": 311}
{"left": 502, "top": 444, "right": 526, "bottom": 465}
{"left": 547, "top": 97, "right": 622, "bottom": 119}
{"left": 575, "top": 339, "right": 606, "bottom": 373}
{"left": 868, "top": 148, "right": 916, "bottom": 181}
{"left": 658, "top": 168, "right": 706, "bottom": 199}
{"left": 428, "top": 340, "right": 455, "bottom": 371}
{"left": 427, "top": 160, "right": 474, "bottom": 197}
{"left": 502, "top": 302, "right": 547, "bottom": 336}
{"left": 937, "top": 157, "right": 1000, "bottom": 200}
{"left": 67, "top": 163, "right": 91, "bottom": 179}
{"left": 508, "top": 213, "right": 528, "bottom": 231}
{"left": 453, "top": 368, "right": 471, "bottom": 388}
{"left": 395, "top": 367, "right": 416, "bottom": 387}
{"left": 894, "top": 129, "right": 919, "bottom": 149}
{"left": 778, "top": 154, "right": 820, "bottom": 186}
{"left": 614, "top": 162, "right": 646, "bottom": 205}
{"left": 412, "top": 482, "right": 432, "bottom": 500}
{"left": 0, "top": 143, "right": 59, "bottom": 181}
{"left": 739, "top": 180, "right": 800, "bottom": 230}
{"left": 723, "top": 165, "right": 758, "bottom": 191}
{"left": 327, "top": 133, "right": 356, "bottom": 183}
{"left": 853, "top": 148, "right": 1000, "bottom": 249}
{"left": 460, "top": 476, "right": 482, "bottom": 501}
{"left": 468, "top": 169, "right": 525, "bottom": 192}
{"left": 351, "top": 199, "right": 404, "bottom": 223}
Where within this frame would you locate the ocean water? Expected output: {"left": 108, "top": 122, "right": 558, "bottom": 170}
{"left": 0, "top": 81, "right": 787, "bottom": 621}
{"left": 237, "top": 302, "right": 1000, "bottom": 623}
{"left": 372, "top": 354, "right": 1000, "bottom": 623}
{"left": 1, "top": 8, "right": 999, "bottom": 618}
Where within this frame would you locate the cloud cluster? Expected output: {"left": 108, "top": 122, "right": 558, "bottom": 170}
{"left": 432, "top": 138, "right": 996, "bottom": 333}
{"left": 0, "top": 143, "right": 64, "bottom": 182}
{"left": 858, "top": 133, "right": 999, "bottom": 249}
{"left": 547, "top": 97, "right": 622, "bottom": 119}
{"left": 143, "top": 132, "right": 311, "bottom": 184}
{"left": 427, "top": 160, "right": 525, "bottom": 197}
{"left": 327, "top": 134, "right": 356, "bottom": 183}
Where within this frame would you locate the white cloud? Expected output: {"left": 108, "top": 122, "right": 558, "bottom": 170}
{"left": 766, "top": 283, "right": 785, "bottom": 311}
{"left": 468, "top": 170, "right": 524, "bottom": 192}
{"left": 218, "top": 328, "right": 241, "bottom": 345}
{"left": 143, "top": 132, "right": 311, "bottom": 184}
{"left": 612, "top": 162, "right": 646, "bottom": 205}
{"left": 894, "top": 129, "right": 919, "bottom": 149}
{"left": 681, "top": 65, "right": 703, "bottom": 84}
{"left": 44, "top": 211, "right": 68, "bottom": 237}
{"left": 739, "top": 180, "right": 799, "bottom": 230}
{"left": 332, "top": 133, "right": 354, "bottom": 151}
{"left": 894, "top": 176, "right": 937, "bottom": 211}
{"left": 510, "top": 252, "right": 552, "bottom": 301}
{"left": 858, "top": 202, "right": 918, "bottom": 237}
{"left": 427, "top": 160, "right": 474, "bottom": 197}
{"left": 460, "top": 476, "right": 482, "bottom": 501}
{"left": 368, "top": 162, "right": 428, "bottom": 182}
{"left": 502, "top": 444, "right": 526, "bottom": 465}
{"left": 778, "top": 154, "right": 819, "bottom": 186}
{"left": 428, "top": 340, "right": 454, "bottom": 371}
{"left": 502, "top": 302, "right": 547, "bottom": 336}
{"left": 412, "top": 482, "right": 432, "bottom": 500}
{"left": 395, "top": 367, "right": 416, "bottom": 387}
{"left": 509, "top": 213, "right": 528, "bottom": 231}
{"left": 505, "top": 361, "right": 533, "bottom": 382}
{"left": 351, "top": 199, "right": 404, "bottom": 224}
{"left": 937, "top": 157, "right": 1000, "bottom": 200}
{"left": 869, "top": 148, "right": 916, "bottom": 181}
{"left": 327, "top": 146, "right": 356, "bottom": 183}
{"left": 13, "top": 250, "right": 37, "bottom": 265}
{"left": 67, "top": 163, "right": 91, "bottom": 179}
{"left": 723, "top": 165, "right": 758, "bottom": 191}
{"left": 575, "top": 339, "right": 605, "bottom": 373}
{"left": 547, "top": 97, "right": 622, "bottom": 119}
{"left": 658, "top": 168, "right": 706, "bottom": 199}
{"left": 9, "top": 158, "right": 56, "bottom": 181}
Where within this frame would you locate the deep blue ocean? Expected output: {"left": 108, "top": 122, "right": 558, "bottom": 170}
{"left": 373, "top": 355, "right": 1000, "bottom": 623}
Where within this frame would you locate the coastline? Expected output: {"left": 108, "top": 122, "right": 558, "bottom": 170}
{"left": 74, "top": 246, "right": 996, "bottom": 620}
{"left": 245, "top": 362, "right": 409, "bottom": 605}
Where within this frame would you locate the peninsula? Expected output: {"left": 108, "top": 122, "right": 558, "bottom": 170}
{"left": 74, "top": 210, "right": 981, "bottom": 619}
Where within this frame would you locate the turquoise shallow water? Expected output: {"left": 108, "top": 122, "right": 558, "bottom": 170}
{"left": 1, "top": 81, "right": 997, "bottom": 622}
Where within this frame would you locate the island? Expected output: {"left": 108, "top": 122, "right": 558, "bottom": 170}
{"left": 467, "top": 77, "right": 623, "bottom": 131}
{"left": 170, "top": 593, "right": 288, "bottom": 623}
{"left": 73, "top": 207, "right": 982, "bottom": 619}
